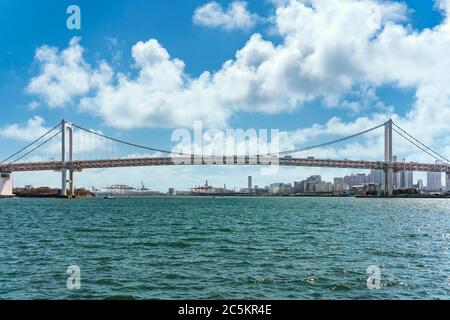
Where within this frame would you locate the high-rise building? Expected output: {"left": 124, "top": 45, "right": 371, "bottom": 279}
{"left": 248, "top": 176, "right": 252, "bottom": 191}
{"left": 269, "top": 183, "right": 283, "bottom": 194}
{"left": 400, "top": 171, "right": 413, "bottom": 189}
{"left": 446, "top": 173, "right": 450, "bottom": 192}
{"left": 294, "top": 181, "right": 306, "bottom": 193}
{"left": 370, "top": 169, "right": 384, "bottom": 186}
{"left": 346, "top": 173, "right": 367, "bottom": 187}
{"left": 333, "top": 177, "right": 349, "bottom": 192}
{"left": 427, "top": 172, "right": 442, "bottom": 192}
{"left": 307, "top": 175, "right": 321, "bottom": 183}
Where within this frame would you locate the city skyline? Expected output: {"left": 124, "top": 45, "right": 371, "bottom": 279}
{"left": 85, "top": 170, "right": 449, "bottom": 194}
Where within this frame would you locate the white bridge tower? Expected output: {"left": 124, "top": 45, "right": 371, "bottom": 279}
{"left": 60, "top": 119, "right": 75, "bottom": 198}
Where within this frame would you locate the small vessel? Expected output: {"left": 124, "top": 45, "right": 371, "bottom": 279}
{"left": 104, "top": 195, "right": 115, "bottom": 199}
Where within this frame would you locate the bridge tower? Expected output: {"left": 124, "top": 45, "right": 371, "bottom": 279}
{"left": 60, "top": 120, "right": 74, "bottom": 198}
{"left": 384, "top": 119, "right": 394, "bottom": 196}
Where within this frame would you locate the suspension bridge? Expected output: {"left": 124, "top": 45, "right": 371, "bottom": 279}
{"left": 0, "top": 119, "right": 449, "bottom": 197}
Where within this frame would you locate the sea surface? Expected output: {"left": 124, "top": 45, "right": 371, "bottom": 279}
{"left": 0, "top": 197, "right": 449, "bottom": 300}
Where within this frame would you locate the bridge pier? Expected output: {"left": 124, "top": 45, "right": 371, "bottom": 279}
{"left": 0, "top": 171, "right": 13, "bottom": 197}
{"left": 60, "top": 119, "right": 75, "bottom": 198}
{"left": 61, "top": 119, "right": 66, "bottom": 197}
{"left": 384, "top": 119, "right": 394, "bottom": 196}
{"left": 69, "top": 169, "right": 74, "bottom": 197}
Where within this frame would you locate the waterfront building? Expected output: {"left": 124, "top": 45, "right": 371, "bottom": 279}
{"left": 344, "top": 175, "right": 351, "bottom": 186}
{"left": 400, "top": 170, "right": 413, "bottom": 189}
{"left": 280, "top": 183, "right": 293, "bottom": 194}
{"left": 345, "top": 173, "right": 368, "bottom": 187}
{"left": 326, "top": 182, "right": 334, "bottom": 192}
{"left": 269, "top": 183, "right": 284, "bottom": 194}
{"left": 248, "top": 176, "right": 252, "bottom": 192}
{"left": 369, "top": 169, "right": 384, "bottom": 186}
{"left": 294, "top": 181, "right": 306, "bottom": 193}
{"left": 315, "top": 181, "right": 327, "bottom": 193}
{"left": 447, "top": 173, "right": 450, "bottom": 192}
{"left": 427, "top": 172, "right": 442, "bottom": 192}
{"left": 334, "top": 182, "right": 349, "bottom": 192}
{"left": 254, "top": 187, "right": 269, "bottom": 195}
{"left": 307, "top": 175, "right": 321, "bottom": 183}
{"left": 333, "top": 177, "right": 349, "bottom": 192}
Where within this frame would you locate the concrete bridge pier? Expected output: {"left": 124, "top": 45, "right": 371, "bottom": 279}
{"left": 69, "top": 169, "right": 74, "bottom": 197}
{"left": 0, "top": 171, "right": 13, "bottom": 197}
{"left": 384, "top": 119, "right": 394, "bottom": 196}
{"left": 60, "top": 119, "right": 75, "bottom": 198}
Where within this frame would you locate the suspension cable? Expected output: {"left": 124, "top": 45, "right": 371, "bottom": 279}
{"left": 0, "top": 121, "right": 62, "bottom": 164}
{"left": 71, "top": 123, "right": 192, "bottom": 156}
{"left": 73, "top": 121, "right": 388, "bottom": 158}
{"left": 0, "top": 118, "right": 391, "bottom": 163}
{"left": 392, "top": 127, "right": 446, "bottom": 164}
{"left": 9, "top": 130, "right": 62, "bottom": 164}
{"left": 274, "top": 121, "right": 387, "bottom": 156}
{"left": 392, "top": 122, "right": 449, "bottom": 163}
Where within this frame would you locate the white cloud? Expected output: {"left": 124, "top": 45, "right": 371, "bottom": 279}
{"left": 193, "top": 1, "right": 260, "bottom": 30}
{"left": 0, "top": 116, "right": 49, "bottom": 141}
{"left": 26, "top": 37, "right": 112, "bottom": 108}
{"left": 27, "top": 101, "right": 40, "bottom": 110}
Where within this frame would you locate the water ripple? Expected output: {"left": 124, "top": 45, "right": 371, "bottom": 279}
{"left": 0, "top": 197, "right": 449, "bottom": 299}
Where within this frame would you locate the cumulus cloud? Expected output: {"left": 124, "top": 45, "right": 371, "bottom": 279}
{"left": 0, "top": 116, "right": 49, "bottom": 141}
{"left": 26, "top": 37, "right": 112, "bottom": 107}
{"left": 193, "top": 1, "right": 260, "bottom": 30}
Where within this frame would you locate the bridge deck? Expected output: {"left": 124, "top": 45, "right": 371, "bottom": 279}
{"left": 1, "top": 157, "right": 449, "bottom": 173}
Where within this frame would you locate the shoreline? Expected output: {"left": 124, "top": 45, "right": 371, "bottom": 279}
{"left": 4, "top": 194, "right": 449, "bottom": 199}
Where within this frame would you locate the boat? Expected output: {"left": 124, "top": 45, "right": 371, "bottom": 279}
{"left": 104, "top": 195, "right": 115, "bottom": 199}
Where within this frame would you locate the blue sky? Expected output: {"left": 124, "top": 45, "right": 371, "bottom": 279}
{"left": 0, "top": 0, "right": 449, "bottom": 190}
{"left": 0, "top": 0, "right": 439, "bottom": 127}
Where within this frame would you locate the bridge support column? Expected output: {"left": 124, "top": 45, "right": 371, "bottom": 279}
{"left": 60, "top": 120, "right": 74, "bottom": 198}
{"left": 61, "top": 120, "right": 67, "bottom": 197}
{"left": 0, "top": 172, "right": 13, "bottom": 197}
{"left": 384, "top": 119, "right": 393, "bottom": 196}
{"left": 68, "top": 123, "right": 74, "bottom": 198}
{"left": 69, "top": 170, "right": 74, "bottom": 197}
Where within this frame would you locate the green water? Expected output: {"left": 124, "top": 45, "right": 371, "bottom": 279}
{"left": 0, "top": 197, "right": 448, "bottom": 299}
